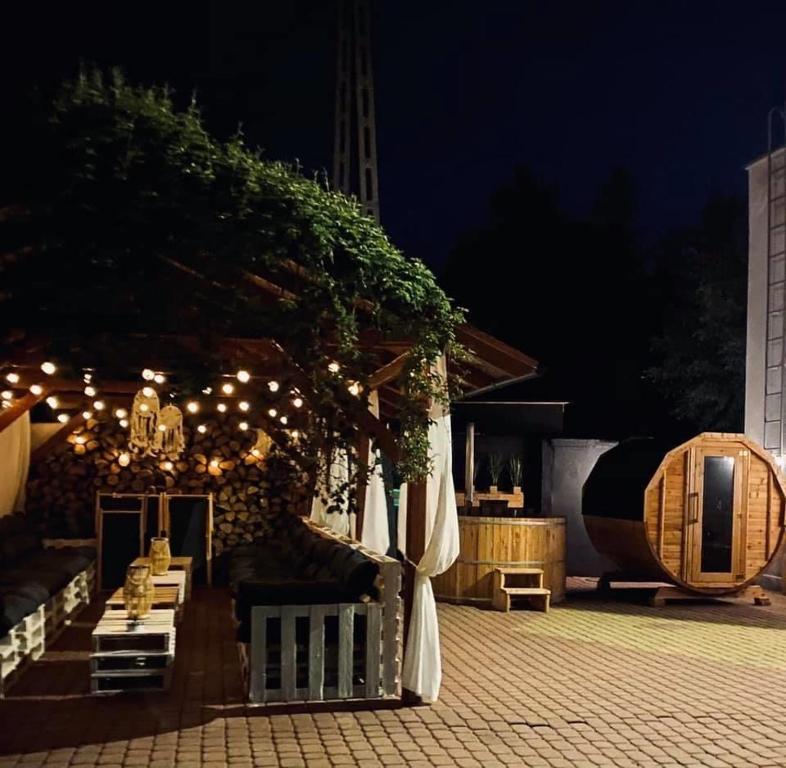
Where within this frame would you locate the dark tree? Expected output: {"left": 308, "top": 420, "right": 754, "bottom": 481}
{"left": 647, "top": 195, "right": 747, "bottom": 432}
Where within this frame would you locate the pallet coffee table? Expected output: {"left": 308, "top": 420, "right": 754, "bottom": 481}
{"left": 131, "top": 557, "right": 193, "bottom": 600}
{"left": 105, "top": 585, "right": 184, "bottom": 623}
{"left": 90, "top": 609, "right": 176, "bottom": 694}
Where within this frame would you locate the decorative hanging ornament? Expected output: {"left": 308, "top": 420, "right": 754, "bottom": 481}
{"left": 130, "top": 388, "right": 160, "bottom": 455}
{"left": 154, "top": 404, "right": 185, "bottom": 459}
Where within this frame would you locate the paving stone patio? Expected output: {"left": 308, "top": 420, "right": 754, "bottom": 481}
{"left": 2, "top": 582, "right": 786, "bottom": 767}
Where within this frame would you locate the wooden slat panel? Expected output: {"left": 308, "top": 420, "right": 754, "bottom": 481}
{"left": 281, "top": 606, "right": 298, "bottom": 702}
{"left": 308, "top": 605, "right": 326, "bottom": 701}
{"left": 338, "top": 604, "right": 354, "bottom": 699}
{"left": 365, "top": 605, "right": 382, "bottom": 698}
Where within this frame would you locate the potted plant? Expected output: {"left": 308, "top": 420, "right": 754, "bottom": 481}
{"left": 508, "top": 455, "right": 523, "bottom": 494}
{"left": 488, "top": 452, "right": 504, "bottom": 493}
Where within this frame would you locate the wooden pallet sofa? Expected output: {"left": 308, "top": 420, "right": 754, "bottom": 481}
{"left": 0, "top": 514, "right": 96, "bottom": 695}
{"left": 231, "top": 517, "right": 401, "bottom": 704}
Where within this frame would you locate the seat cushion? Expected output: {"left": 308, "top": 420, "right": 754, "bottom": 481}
{"left": 27, "top": 549, "right": 94, "bottom": 580}
{"left": 0, "top": 567, "right": 71, "bottom": 598}
{"left": 0, "top": 580, "right": 50, "bottom": 606}
{"left": 0, "top": 592, "right": 40, "bottom": 636}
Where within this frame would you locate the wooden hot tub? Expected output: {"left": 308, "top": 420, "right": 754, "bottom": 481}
{"left": 432, "top": 516, "right": 566, "bottom": 604}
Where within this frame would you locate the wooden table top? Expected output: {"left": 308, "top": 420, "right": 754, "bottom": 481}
{"left": 93, "top": 609, "right": 175, "bottom": 636}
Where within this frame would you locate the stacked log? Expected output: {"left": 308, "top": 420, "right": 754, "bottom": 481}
{"left": 26, "top": 414, "right": 311, "bottom": 552}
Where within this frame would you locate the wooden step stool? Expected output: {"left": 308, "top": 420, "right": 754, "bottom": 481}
{"left": 492, "top": 567, "right": 550, "bottom": 613}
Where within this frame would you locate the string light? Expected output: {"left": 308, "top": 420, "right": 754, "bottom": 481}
{"left": 75, "top": 435, "right": 87, "bottom": 445}
{"left": 46, "top": 396, "right": 59, "bottom": 409}
{"left": 158, "top": 424, "right": 167, "bottom": 432}
{"left": 210, "top": 458, "right": 220, "bottom": 469}
{"left": 328, "top": 361, "right": 340, "bottom": 373}
{"left": 239, "top": 401, "right": 250, "bottom": 412}
{"left": 292, "top": 396, "right": 303, "bottom": 408}
{"left": 197, "top": 424, "right": 207, "bottom": 434}
{"left": 1, "top": 391, "right": 12, "bottom": 401}
{"left": 139, "top": 403, "right": 149, "bottom": 413}
{"left": 236, "top": 369, "right": 250, "bottom": 383}
{"left": 84, "top": 385, "right": 96, "bottom": 397}
{"left": 202, "top": 387, "right": 213, "bottom": 395}
{"left": 41, "top": 362, "right": 56, "bottom": 375}
{"left": 268, "top": 408, "right": 277, "bottom": 418}
{"left": 142, "top": 369, "right": 155, "bottom": 381}
{"left": 217, "top": 403, "right": 227, "bottom": 413}
{"left": 162, "top": 461, "right": 174, "bottom": 471}
{"left": 348, "top": 382, "right": 362, "bottom": 396}
{"left": 221, "top": 382, "right": 235, "bottom": 395}
{"left": 83, "top": 373, "right": 92, "bottom": 383}
{"left": 5, "top": 372, "right": 19, "bottom": 384}
{"left": 142, "top": 386, "right": 155, "bottom": 398}
{"left": 29, "top": 384, "right": 43, "bottom": 396}
{"left": 279, "top": 416, "right": 288, "bottom": 425}
{"left": 114, "top": 408, "right": 127, "bottom": 419}
{"left": 186, "top": 401, "right": 199, "bottom": 414}
{"left": 118, "top": 452, "right": 130, "bottom": 467}
{"left": 239, "top": 421, "right": 249, "bottom": 431}
{"left": 291, "top": 430, "right": 300, "bottom": 440}
{"left": 82, "top": 410, "right": 93, "bottom": 420}
{"left": 119, "top": 419, "right": 129, "bottom": 428}
{"left": 57, "top": 413, "right": 69, "bottom": 424}
{"left": 154, "top": 373, "right": 166, "bottom": 384}
{"left": 268, "top": 380, "right": 280, "bottom": 393}
{"left": 93, "top": 400, "right": 105, "bottom": 411}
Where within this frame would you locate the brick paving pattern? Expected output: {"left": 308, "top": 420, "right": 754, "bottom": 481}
{"left": 2, "top": 584, "right": 786, "bottom": 766}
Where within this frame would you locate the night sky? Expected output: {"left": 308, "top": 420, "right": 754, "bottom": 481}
{"left": 3, "top": 0, "right": 786, "bottom": 268}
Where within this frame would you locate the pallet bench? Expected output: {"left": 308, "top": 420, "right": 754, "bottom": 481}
{"left": 237, "top": 520, "right": 402, "bottom": 705}
{"left": 0, "top": 559, "right": 96, "bottom": 696}
{"left": 491, "top": 567, "right": 550, "bottom": 613}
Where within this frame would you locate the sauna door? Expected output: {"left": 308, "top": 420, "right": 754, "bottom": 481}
{"left": 687, "top": 446, "right": 748, "bottom": 584}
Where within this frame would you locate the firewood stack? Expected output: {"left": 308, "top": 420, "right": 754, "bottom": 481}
{"left": 26, "top": 415, "right": 311, "bottom": 552}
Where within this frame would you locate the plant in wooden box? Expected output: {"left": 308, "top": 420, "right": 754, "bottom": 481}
{"left": 488, "top": 452, "right": 504, "bottom": 493}
{"left": 123, "top": 564, "right": 154, "bottom": 622}
{"left": 149, "top": 532, "right": 171, "bottom": 575}
{"left": 508, "top": 455, "right": 523, "bottom": 493}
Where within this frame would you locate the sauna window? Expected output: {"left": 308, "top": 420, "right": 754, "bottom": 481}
{"left": 700, "top": 456, "right": 735, "bottom": 573}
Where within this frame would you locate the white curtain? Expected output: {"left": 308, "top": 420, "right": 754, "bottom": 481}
{"left": 0, "top": 412, "right": 31, "bottom": 516}
{"left": 310, "top": 446, "right": 351, "bottom": 536}
{"left": 361, "top": 391, "right": 390, "bottom": 555}
{"left": 397, "top": 482, "right": 408, "bottom": 556}
{"left": 401, "top": 357, "right": 460, "bottom": 702}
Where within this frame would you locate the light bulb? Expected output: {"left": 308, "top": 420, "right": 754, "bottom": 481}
{"left": 139, "top": 403, "right": 149, "bottom": 413}
{"left": 348, "top": 382, "right": 361, "bottom": 396}
{"left": 292, "top": 397, "right": 303, "bottom": 408}
{"left": 57, "top": 413, "right": 69, "bottom": 424}
{"left": 46, "top": 396, "right": 59, "bottom": 409}
{"left": 84, "top": 385, "right": 96, "bottom": 397}
{"left": 158, "top": 423, "right": 166, "bottom": 431}
{"left": 239, "top": 421, "right": 248, "bottom": 431}
{"left": 267, "top": 408, "right": 277, "bottom": 418}
{"left": 202, "top": 386, "right": 213, "bottom": 395}
{"left": 75, "top": 435, "right": 87, "bottom": 445}
{"left": 162, "top": 461, "right": 174, "bottom": 471}
{"left": 82, "top": 410, "right": 93, "bottom": 420}
{"left": 29, "top": 384, "right": 43, "bottom": 396}
{"left": 268, "top": 380, "right": 279, "bottom": 393}
{"left": 5, "top": 372, "right": 19, "bottom": 384}
{"left": 119, "top": 419, "right": 128, "bottom": 428}
{"left": 221, "top": 382, "right": 235, "bottom": 395}
{"left": 142, "top": 368, "right": 155, "bottom": 381}
{"left": 154, "top": 373, "right": 166, "bottom": 384}
{"left": 239, "top": 401, "right": 250, "bottom": 412}
{"left": 279, "top": 416, "right": 288, "bottom": 425}
{"left": 1, "top": 390, "right": 12, "bottom": 401}
{"left": 83, "top": 373, "right": 92, "bottom": 383}
{"left": 236, "top": 369, "right": 250, "bottom": 383}
{"left": 118, "top": 452, "right": 130, "bottom": 467}
{"left": 41, "top": 361, "right": 56, "bottom": 375}
{"left": 186, "top": 401, "right": 199, "bottom": 414}
{"left": 328, "top": 361, "right": 340, "bottom": 373}
{"left": 251, "top": 448, "right": 261, "bottom": 458}
{"left": 210, "top": 458, "right": 220, "bottom": 469}
{"left": 142, "top": 386, "right": 155, "bottom": 398}
{"left": 290, "top": 430, "right": 299, "bottom": 440}
{"left": 93, "top": 400, "right": 105, "bottom": 411}
{"left": 197, "top": 424, "right": 207, "bottom": 434}
{"left": 217, "top": 403, "right": 228, "bottom": 413}
{"left": 114, "top": 408, "right": 127, "bottom": 419}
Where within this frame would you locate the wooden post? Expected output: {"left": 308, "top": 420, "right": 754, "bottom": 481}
{"left": 465, "top": 422, "right": 475, "bottom": 508}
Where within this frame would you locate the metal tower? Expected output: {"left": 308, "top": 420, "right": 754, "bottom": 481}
{"left": 333, "top": 0, "right": 381, "bottom": 222}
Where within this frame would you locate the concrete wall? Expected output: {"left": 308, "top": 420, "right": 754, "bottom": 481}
{"left": 541, "top": 438, "right": 618, "bottom": 576}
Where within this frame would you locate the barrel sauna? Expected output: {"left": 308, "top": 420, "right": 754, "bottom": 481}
{"left": 432, "top": 516, "right": 565, "bottom": 604}
{"left": 583, "top": 433, "right": 786, "bottom": 594}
